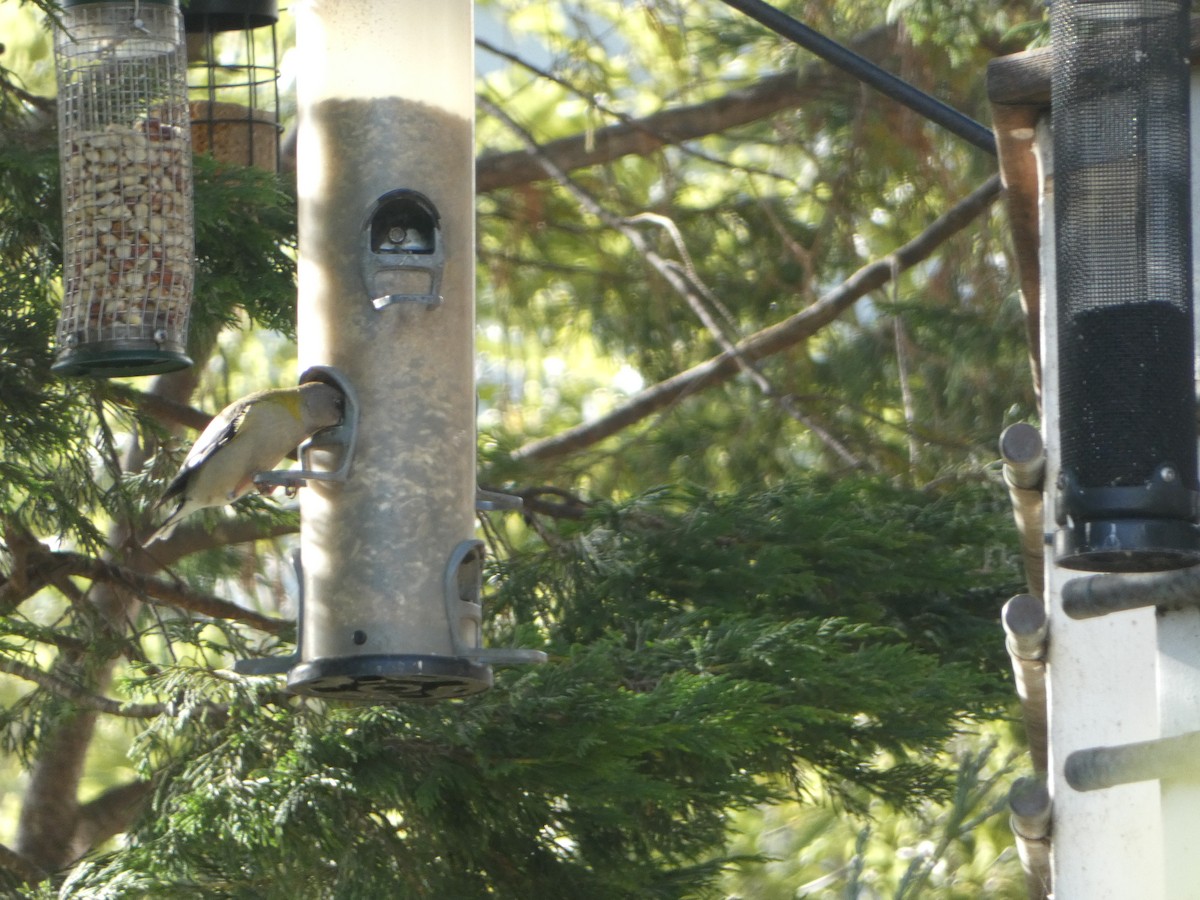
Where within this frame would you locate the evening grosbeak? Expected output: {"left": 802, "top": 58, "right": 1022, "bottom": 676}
{"left": 142, "top": 382, "right": 344, "bottom": 545}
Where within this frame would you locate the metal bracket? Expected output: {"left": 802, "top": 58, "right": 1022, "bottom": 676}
{"left": 254, "top": 365, "right": 358, "bottom": 493}
{"left": 444, "top": 539, "right": 546, "bottom": 666}
{"left": 476, "top": 488, "right": 523, "bottom": 512}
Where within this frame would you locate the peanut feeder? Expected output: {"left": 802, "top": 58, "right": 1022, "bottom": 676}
{"left": 53, "top": 0, "right": 195, "bottom": 377}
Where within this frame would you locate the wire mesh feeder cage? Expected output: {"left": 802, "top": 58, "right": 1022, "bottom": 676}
{"left": 185, "top": 0, "right": 281, "bottom": 172}
{"left": 52, "top": 0, "right": 195, "bottom": 377}
{"left": 1051, "top": 0, "right": 1200, "bottom": 571}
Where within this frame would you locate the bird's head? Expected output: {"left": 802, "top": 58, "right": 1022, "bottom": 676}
{"left": 299, "top": 381, "right": 346, "bottom": 430}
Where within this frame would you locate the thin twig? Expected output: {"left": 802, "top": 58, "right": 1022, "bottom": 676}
{"left": 890, "top": 256, "right": 921, "bottom": 479}
{"left": 112, "top": 385, "right": 212, "bottom": 433}
{"left": 512, "top": 174, "right": 1002, "bottom": 463}
{"left": 481, "top": 96, "right": 868, "bottom": 469}
{"left": 0, "top": 65, "right": 53, "bottom": 114}
{"left": 475, "top": 24, "right": 900, "bottom": 192}
{"left": 477, "top": 37, "right": 788, "bottom": 183}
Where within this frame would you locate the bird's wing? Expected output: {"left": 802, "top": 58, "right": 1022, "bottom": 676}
{"left": 158, "top": 400, "right": 254, "bottom": 503}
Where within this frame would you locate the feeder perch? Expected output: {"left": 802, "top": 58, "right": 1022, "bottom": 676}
{"left": 184, "top": 0, "right": 281, "bottom": 171}
{"left": 253, "top": 365, "right": 359, "bottom": 494}
{"left": 52, "top": 0, "right": 195, "bottom": 377}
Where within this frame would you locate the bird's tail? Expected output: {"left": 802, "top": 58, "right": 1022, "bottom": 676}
{"left": 140, "top": 500, "right": 186, "bottom": 547}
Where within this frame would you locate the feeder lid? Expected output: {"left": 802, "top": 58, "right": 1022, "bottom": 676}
{"left": 183, "top": 0, "right": 278, "bottom": 32}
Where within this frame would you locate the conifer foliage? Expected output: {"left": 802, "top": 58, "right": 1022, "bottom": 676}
{"left": 50, "top": 483, "right": 1015, "bottom": 898}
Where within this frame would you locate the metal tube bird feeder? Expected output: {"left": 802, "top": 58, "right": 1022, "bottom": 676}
{"left": 52, "top": 0, "right": 195, "bottom": 376}
{"left": 289, "top": 0, "right": 543, "bottom": 701}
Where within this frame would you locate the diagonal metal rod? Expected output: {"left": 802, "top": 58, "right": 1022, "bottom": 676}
{"left": 719, "top": 0, "right": 998, "bottom": 156}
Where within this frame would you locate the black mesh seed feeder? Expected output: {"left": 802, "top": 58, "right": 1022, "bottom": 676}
{"left": 1052, "top": 0, "right": 1200, "bottom": 572}
{"left": 52, "top": 0, "right": 195, "bottom": 377}
{"left": 184, "top": 0, "right": 281, "bottom": 171}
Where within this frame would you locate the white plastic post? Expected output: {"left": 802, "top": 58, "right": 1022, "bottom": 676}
{"left": 1038, "top": 115, "right": 1165, "bottom": 898}
{"left": 1157, "top": 68, "right": 1200, "bottom": 899}
{"left": 1042, "top": 67, "right": 1200, "bottom": 899}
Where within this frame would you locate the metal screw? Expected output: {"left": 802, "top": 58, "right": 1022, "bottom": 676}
{"left": 1162, "top": 466, "right": 1178, "bottom": 483}
{"left": 352, "top": 630, "right": 367, "bottom": 646}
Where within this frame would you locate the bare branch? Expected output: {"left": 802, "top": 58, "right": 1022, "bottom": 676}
{"left": 16, "top": 360, "right": 211, "bottom": 875}
{"left": 512, "top": 174, "right": 1003, "bottom": 463}
{"left": 481, "top": 95, "right": 874, "bottom": 469}
{"left": 889, "top": 257, "right": 921, "bottom": 480}
{"left": 0, "top": 842, "right": 43, "bottom": 886}
{"left": 512, "top": 486, "right": 592, "bottom": 520}
{"left": 476, "top": 25, "right": 898, "bottom": 192}
{"left": 70, "top": 781, "right": 154, "bottom": 860}
{"left": 0, "top": 657, "right": 162, "bottom": 718}
{"left": 51, "top": 551, "right": 291, "bottom": 636}
{"left": 0, "top": 549, "right": 73, "bottom": 614}
{"left": 1, "top": 536, "right": 290, "bottom": 635}
{"left": 113, "top": 386, "right": 212, "bottom": 433}
{"left": 139, "top": 516, "right": 299, "bottom": 566}
{"left": 477, "top": 37, "right": 785, "bottom": 182}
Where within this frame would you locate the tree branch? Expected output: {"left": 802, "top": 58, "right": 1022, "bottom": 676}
{"left": 70, "top": 781, "right": 155, "bottom": 861}
{"left": 51, "top": 551, "right": 291, "bottom": 636}
{"left": 0, "top": 657, "right": 162, "bottom": 718}
{"left": 476, "top": 25, "right": 898, "bottom": 192}
{"left": 481, "top": 95, "right": 871, "bottom": 470}
{"left": 478, "top": 37, "right": 787, "bottom": 182}
{"left": 486, "top": 485, "right": 591, "bottom": 521}
{"left": 16, "top": 356, "right": 212, "bottom": 874}
{"left": 0, "top": 842, "right": 43, "bottom": 887}
{"left": 139, "top": 515, "right": 299, "bottom": 566}
{"left": 113, "top": 385, "right": 212, "bottom": 433}
{"left": 0, "top": 538, "right": 291, "bottom": 635}
{"left": 511, "top": 174, "right": 1002, "bottom": 463}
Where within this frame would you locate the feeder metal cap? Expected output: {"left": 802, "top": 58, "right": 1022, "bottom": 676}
{"left": 183, "top": 0, "right": 278, "bottom": 31}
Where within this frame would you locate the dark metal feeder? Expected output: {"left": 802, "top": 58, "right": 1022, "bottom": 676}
{"left": 52, "top": 0, "right": 195, "bottom": 377}
{"left": 184, "top": 0, "right": 281, "bottom": 171}
{"left": 1051, "top": 0, "right": 1200, "bottom": 571}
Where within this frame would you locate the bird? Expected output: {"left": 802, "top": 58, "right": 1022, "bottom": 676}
{"left": 141, "top": 382, "right": 344, "bottom": 546}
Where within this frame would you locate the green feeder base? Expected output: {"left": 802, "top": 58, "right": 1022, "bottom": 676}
{"left": 52, "top": 341, "right": 193, "bottom": 378}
